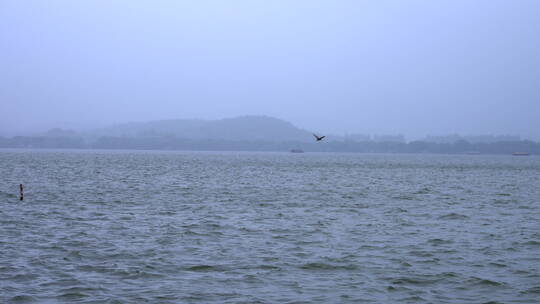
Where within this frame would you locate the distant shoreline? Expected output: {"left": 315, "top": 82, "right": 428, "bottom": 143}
{"left": 0, "top": 140, "right": 537, "bottom": 156}
{"left": 2, "top": 116, "right": 537, "bottom": 155}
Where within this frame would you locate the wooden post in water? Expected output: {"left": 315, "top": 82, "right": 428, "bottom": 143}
{"left": 19, "top": 184, "right": 24, "bottom": 201}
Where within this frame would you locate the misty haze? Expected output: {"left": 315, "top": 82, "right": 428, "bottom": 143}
{"left": 1, "top": 1, "right": 539, "bottom": 141}
{"left": 1, "top": 1, "right": 539, "bottom": 303}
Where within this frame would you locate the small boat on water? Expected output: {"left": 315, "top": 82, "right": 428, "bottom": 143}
{"left": 290, "top": 149, "right": 304, "bottom": 153}
{"left": 512, "top": 152, "right": 530, "bottom": 156}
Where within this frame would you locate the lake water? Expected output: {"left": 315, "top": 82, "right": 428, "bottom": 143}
{"left": 1, "top": 150, "right": 539, "bottom": 303}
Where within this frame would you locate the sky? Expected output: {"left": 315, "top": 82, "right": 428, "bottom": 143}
{"left": 1, "top": 0, "right": 539, "bottom": 140}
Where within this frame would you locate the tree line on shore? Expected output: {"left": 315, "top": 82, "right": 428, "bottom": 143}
{"left": 0, "top": 135, "right": 538, "bottom": 155}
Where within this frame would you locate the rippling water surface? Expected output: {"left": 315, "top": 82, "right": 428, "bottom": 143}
{"left": 1, "top": 150, "right": 539, "bottom": 303}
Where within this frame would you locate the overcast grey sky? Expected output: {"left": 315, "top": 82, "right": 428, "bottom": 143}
{"left": 1, "top": 0, "right": 539, "bottom": 139}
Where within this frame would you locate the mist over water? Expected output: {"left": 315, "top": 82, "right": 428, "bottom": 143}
{"left": 1, "top": 150, "right": 539, "bottom": 303}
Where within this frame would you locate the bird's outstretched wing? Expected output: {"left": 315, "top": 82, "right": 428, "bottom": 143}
{"left": 313, "top": 134, "right": 325, "bottom": 141}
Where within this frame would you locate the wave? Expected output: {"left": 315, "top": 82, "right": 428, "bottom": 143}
{"left": 9, "top": 295, "right": 37, "bottom": 303}
{"left": 438, "top": 213, "right": 469, "bottom": 220}
{"left": 185, "top": 264, "right": 229, "bottom": 272}
{"left": 428, "top": 238, "right": 453, "bottom": 245}
{"left": 522, "top": 286, "right": 540, "bottom": 294}
{"left": 466, "top": 276, "right": 505, "bottom": 287}
{"left": 390, "top": 276, "right": 441, "bottom": 286}
{"left": 299, "top": 262, "right": 358, "bottom": 271}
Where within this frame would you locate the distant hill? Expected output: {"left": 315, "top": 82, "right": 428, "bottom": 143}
{"left": 90, "top": 116, "right": 314, "bottom": 142}
{"left": 2, "top": 116, "right": 540, "bottom": 154}
{"left": 5, "top": 115, "right": 538, "bottom": 154}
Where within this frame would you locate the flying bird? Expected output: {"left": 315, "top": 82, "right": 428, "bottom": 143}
{"left": 313, "top": 134, "right": 325, "bottom": 141}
